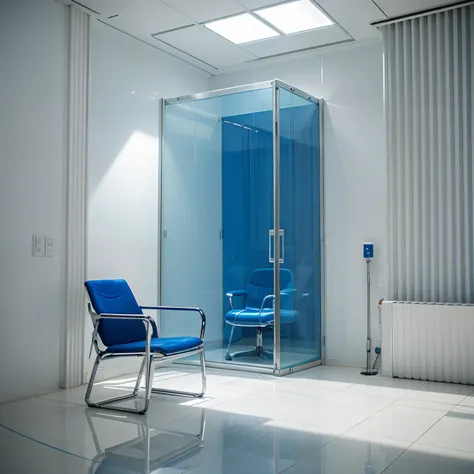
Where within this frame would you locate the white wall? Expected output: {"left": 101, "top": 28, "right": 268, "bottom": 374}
{"left": 210, "top": 42, "right": 386, "bottom": 368}
{"left": 0, "top": 0, "right": 68, "bottom": 402}
{"left": 86, "top": 20, "right": 210, "bottom": 379}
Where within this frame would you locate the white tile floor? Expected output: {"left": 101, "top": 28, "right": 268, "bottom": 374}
{"left": 1, "top": 365, "right": 474, "bottom": 473}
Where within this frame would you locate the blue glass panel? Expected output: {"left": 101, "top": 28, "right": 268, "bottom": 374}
{"left": 222, "top": 109, "right": 274, "bottom": 348}
{"left": 278, "top": 89, "right": 321, "bottom": 370}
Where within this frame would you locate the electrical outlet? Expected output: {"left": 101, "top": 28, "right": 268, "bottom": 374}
{"left": 32, "top": 234, "right": 45, "bottom": 257}
{"left": 45, "top": 235, "right": 54, "bottom": 257}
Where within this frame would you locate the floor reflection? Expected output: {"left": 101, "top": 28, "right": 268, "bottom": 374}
{"left": 86, "top": 408, "right": 206, "bottom": 474}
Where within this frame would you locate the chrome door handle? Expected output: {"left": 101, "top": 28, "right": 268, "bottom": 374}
{"left": 269, "top": 229, "right": 284, "bottom": 263}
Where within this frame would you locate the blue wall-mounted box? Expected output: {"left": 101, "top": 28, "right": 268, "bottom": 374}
{"left": 363, "top": 242, "right": 374, "bottom": 259}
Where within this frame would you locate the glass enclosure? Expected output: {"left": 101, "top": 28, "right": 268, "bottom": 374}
{"left": 160, "top": 80, "right": 322, "bottom": 375}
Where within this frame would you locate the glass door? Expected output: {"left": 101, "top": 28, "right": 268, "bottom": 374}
{"left": 275, "top": 85, "right": 322, "bottom": 372}
{"left": 161, "top": 85, "right": 275, "bottom": 370}
{"left": 220, "top": 87, "right": 275, "bottom": 368}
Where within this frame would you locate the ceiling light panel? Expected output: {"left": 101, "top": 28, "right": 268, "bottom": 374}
{"left": 205, "top": 13, "right": 280, "bottom": 44}
{"left": 155, "top": 26, "right": 256, "bottom": 68}
{"left": 255, "top": 0, "right": 333, "bottom": 35}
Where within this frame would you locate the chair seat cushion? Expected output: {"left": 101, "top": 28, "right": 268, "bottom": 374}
{"left": 106, "top": 337, "right": 203, "bottom": 355}
{"left": 225, "top": 309, "right": 298, "bottom": 326}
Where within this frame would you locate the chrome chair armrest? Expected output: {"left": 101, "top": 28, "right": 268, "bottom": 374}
{"left": 140, "top": 306, "right": 207, "bottom": 340}
{"left": 225, "top": 290, "right": 246, "bottom": 310}
{"left": 258, "top": 290, "right": 294, "bottom": 312}
{"left": 257, "top": 290, "right": 296, "bottom": 324}
{"left": 226, "top": 290, "right": 246, "bottom": 297}
{"left": 259, "top": 294, "right": 276, "bottom": 312}
{"left": 94, "top": 313, "right": 152, "bottom": 321}
{"left": 88, "top": 303, "right": 151, "bottom": 322}
{"left": 88, "top": 310, "right": 154, "bottom": 358}
{"left": 258, "top": 294, "right": 275, "bottom": 324}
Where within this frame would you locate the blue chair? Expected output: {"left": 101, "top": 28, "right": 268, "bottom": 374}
{"left": 84, "top": 279, "right": 206, "bottom": 415}
{"left": 225, "top": 268, "right": 298, "bottom": 361}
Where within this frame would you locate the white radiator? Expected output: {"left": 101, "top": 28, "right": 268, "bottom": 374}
{"left": 381, "top": 301, "right": 474, "bottom": 384}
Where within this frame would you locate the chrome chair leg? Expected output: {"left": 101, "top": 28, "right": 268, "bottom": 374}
{"left": 85, "top": 354, "right": 101, "bottom": 407}
{"left": 198, "top": 404, "right": 206, "bottom": 443}
{"left": 226, "top": 327, "right": 273, "bottom": 361}
{"left": 140, "top": 356, "right": 155, "bottom": 415}
{"left": 256, "top": 328, "right": 263, "bottom": 351}
{"left": 225, "top": 326, "right": 236, "bottom": 361}
{"left": 85, "top": 354, "right": 151, "bottom": 414}
{"left": 133, "top": 356, "right": 147, "bottom": 395}
{"left": 151, "top": 348, "right": 207, "bottom": 398}
{"left": 200, "top": 349, "right": 207, "bottom": 396}
{"left": 85, "top": 349, "right": 206, "bottom": 414}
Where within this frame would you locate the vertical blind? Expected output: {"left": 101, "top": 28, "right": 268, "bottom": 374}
{"left": 64, "top": 5, "right": 89, "bottom": 388}
{"left": 382, "top": 5, "right": 474, "bottom": 303}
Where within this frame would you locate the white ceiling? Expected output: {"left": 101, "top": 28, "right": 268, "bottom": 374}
{"left": 64, "top": 0, "right": 463, "bottom": 74}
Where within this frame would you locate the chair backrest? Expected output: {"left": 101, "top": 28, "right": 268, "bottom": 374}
{"left": 85, "top": 279, "right": 147, "bottom": 347}
{"left": 245, "top": 268, "right": 294, "bottom": 310}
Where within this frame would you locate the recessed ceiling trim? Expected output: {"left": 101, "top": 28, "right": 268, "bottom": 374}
{"left": 152, "top": 32, "right": 219, "bottom": 70}
{"left": 92, "top": 0, "right": 363, "bottom": 76}
{"left": 307, "top": 0, "right": 354, "bottom": 41}
{"left": 215, "top": 37, "right": 366, "bottom": 75}
{"left": 370, "top": 0, "right": 388, "bottom": 18}
{"left": 371, "top": 0, "right": 474, "bottom": 27}
{"left": 254, "top": 37, "right": 354, "bottom": 60}
{"left": 225, "top": 37, "right": 355, "bottom": 73}
{"left": 151, "top": 24, "right": 196, "bottom": 37}
{"left": 96, "top": 20, "right": 215, "bottom": 75}
{"left": 71, "top": 0, "right": 99, "bottom": 15}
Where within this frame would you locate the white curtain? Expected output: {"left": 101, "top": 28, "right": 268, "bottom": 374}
{"left": 382, "top": 5, "right": 474, "bottom": 303}
{"left": 63, "top": 5, "right": 89, "bottom": 388}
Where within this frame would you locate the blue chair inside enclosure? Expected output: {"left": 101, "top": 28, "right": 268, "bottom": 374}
{"left": 224, "top": 268, "right": 299, "bottom": 361}
{"left": 84, "top": 279, "right": 207, "bottom": 415}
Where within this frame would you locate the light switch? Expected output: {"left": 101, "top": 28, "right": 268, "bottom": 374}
{"left": 32, "top": 234, "right": 45, "bottom": 257}
{"left": 45, "top": 235, "right": 54, "bottom": 257}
